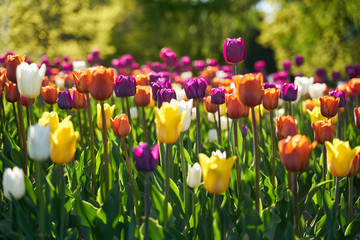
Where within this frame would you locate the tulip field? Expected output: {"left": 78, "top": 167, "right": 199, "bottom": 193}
{"left": 1, "top": 42, "right": 360, "bottom": 240}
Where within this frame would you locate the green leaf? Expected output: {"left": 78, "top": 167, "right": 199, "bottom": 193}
{"left": 345, "top": 218, "right": 360, "bottom": 238}
{"left": 151, "top": 184, "right": 172, "bottom": 224}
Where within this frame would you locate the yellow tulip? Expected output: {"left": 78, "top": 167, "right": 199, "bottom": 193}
{"left": 199, "top": 151, "right": 237, "bottom": 194}
{"left": 38, "top": 111, "right": 60, "bottom": 133}
{"left": 154, "top": 102, "right": 185, "bottom": 144}
{"left": 248, "top": 104, "right": 267, "bottom": 124}
{"left": 97, "top": 103, "right": 115, "bottom": 130}
{"left": 307, "top": 106, "right": 337, "bottom": 124}
{"left": 325, "top": 138, "right": 360, "bottom": 177}
{"left": 50, "top": 116, "right": 79, "bottom": 164}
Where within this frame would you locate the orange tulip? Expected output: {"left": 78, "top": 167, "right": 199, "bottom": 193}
{"left": 302, "top": 99, "right": 316, "bottom": 114}
{"left": 73, "top": 69, "right": 92, "bottom": 93}
{"left": 276, "top": 115, "right": 299, "bottom": 140}
{"left": 225, "top": 93, "right": 249, "bottom": 119}
{"left": 354, "top": 107, "right": 360, "bottom": 130}
{"left": 72, "top": 89, "right": 87, "bottom": 109}
{"left": 262, "top": 88, "right": 280, "bottom": 111}
{"left": 348, "top": 154, "right": 359, "bottom": 177}
{"left": 319, "top": 96, "right": 339, "bottom": 118}
{"left": 312, "top": 119, "right": 334, "bottom": 144}
{"left": 204, "top": 96, "right": 217, "bottom": 113}
{"left": 41, "top": 85, "right": 58, "bottom": 105}
{"left": 135, "top": 74, "right": 150, "bottom": 86}
{"left": 134, "top": 86, "right": 151, "bottom": 107}
{"left": 6, "top": 55, "right": 27, "bottom": 83}
{"left": 89, "top": 67, "right": 114, "bottom": 101}
{"left": 110, "top": 114, "right": 132, "bottom": 138}
{"left": 348, "top": 78, "right": 360, "bottom": 95}
{"left": 235, "top": 73, "right": 263, "bottom": 107}
{"left": 20, "top": 95, "right": 34, "bottom": 107}
{"left": 5, "top": 82, "right": 17, "bottom": 103}
{"left": 278, "top": 134, "right": 317, "bottom": 172}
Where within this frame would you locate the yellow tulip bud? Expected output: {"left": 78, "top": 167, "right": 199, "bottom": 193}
{"left": 97, "top": 103, "right": 115, "bottom": 130}
{"left": 307, "top": 106, "right": 337, "bottom": 124}
{"left": 38, "top": 111, "right": 60, "bottom": 133}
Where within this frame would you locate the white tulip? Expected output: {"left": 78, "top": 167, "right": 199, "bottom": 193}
{"left": 220, "top": 116, "right": 230, "bottom": 130}
{"left": 308, "top": 83, "right": 326, "bottom": 99}
{"left": 294, "top": 76, "right": 314, "bottom": 96}
{"left": 2, "top": 167, "right": 25, "bottom": 200}
{"left": 291, "top": 85, "right": 302, "bottom": 104}
{"left": 130, "top": 107, "right": 138, "bottom": 119}
{"left": 175, "top": 89, "right": 185, "bottom": 101}
{"left": 27, "top": 124, "right": 50, "bottom": 161}
{"left": 16, "top": 62, "right": 46, "bottom": 99}
{"left": 187, "top": 163, "right": 202, "bottom": 188}
{"left": 207, "top": 112, "right": 216, "bottom": 123}
{"left": 208, "top": 129, "right": 218, "bottom": 142}
{"left": 191, "top": 107, "right": 196, "bottom": 121}
{"left": 275, "top": 108, "right": 285, "bottom": 118}
{"left": 72, "top": 61, "right": 87, "bottom": 71}
{"left": 170, "top": 98, "right": 193, "bottom": 132}
{"left": 211, "top": 150, "right": 226, "bottom": 160}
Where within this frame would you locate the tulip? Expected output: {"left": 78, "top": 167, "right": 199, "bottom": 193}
{"left": 199, "top": 151, "right": 237, "bottom": 194}
{"left": 184, "top": 78, "right": 207, "bottom": 99}
{"left": 307, "top": 106, "right": 337, "bottom": 124}
{"left": 187, "top": 162, "right": 202, "bottom": 188}
{"left": 154, "top": 102, "right": 185, "bottom": 144}
{"left": 276, "top": 115, "right": 299, "bottom": 140}
{"left": 354, "top": 107, "right": 360, "bottom": 130}
{"left": 223, "top": 37, "right": 246, "bottom": 64}
{"left": 226, "top": 93, "right": 249, "bottom": 119}
{"left": 319, "top": 96, "right": 339, "bottom": 118}
{"left": 294, "top": 55, "right": 304, "bottom": 66}
{"left": 38, "top": 111, "right": 60, "bottom": 133}
{"left": 135, "top": 74, "right": 150, "bottom": 86}
{"left": 283, "top": 60, "right": 291, "bottom": 72}
{"left": 329, "top": 90, "right": 346, "bottom": 108}
{"left": 208, "top": 129, "right": 218, "bottom": 142}
{"left": 325, "top": 139, "right": 360, "bottom": 177}
{"left": 6, "top": 55, "right": 27, "bottom": 83}
{"left": 280, "top": 83, "right": 298, "bottom": 102}
{"left": 278, "top": 135, "right": 317, "bottom": 172}
{"left": 130, "top": 107, "right": 138, "bottom": 119}
{"left": 50, "top": 116, "right": 79, "bottom": 164}
{"left": 110, "top": 114, "right": 131, "bottom": 138}
{"left": 157, "top": 88, "right": 176, "bottom": 108}
{"left": 263, "top": 82, "right": 277, "bottom": 89}
{"left": 72, "top": 89, "right": 87, "bottom": 109}
{"left": 133, "top": 143, "right": 159, "bottom": 172}
{"left": 97, "top": 103, "right": 115, "bottom": 130}
{"left": 242, "top": 125, "right": 248, "bottom": 138}
{"left": 27, "top": 123, "right": 51, "bottom": 161}
{"left": 2, "top": 167, "right": 25, "bottom": 199}
{"left": 312, "top": 119, "right": 334, "bottom": 144}
{"left": 262, "top": 88, "right": 280, "bottom": 111}
{"left": 170, "top": 99, "right": 193, "bottom": 132}
{"left": 73, "top": 69, "right": 91, "bottom": 93}
{"left": 348, "top": 154, "right": 359, "bottom": 177}
{"left": 89, "top": 67, "right": 114, "bottom": 101}
{"left": 348, "top": 78, "right": 360, "bottom": 95}
{"left": 20, "top": 95, "right": 34, "bottom": 107}
{"left": 211, "top": 88, "right": 226, "bottom": 105}
{"left": 5, "top": 82, "right": 17, "bottom": 103}
{"left": 308, "top": 83, "right": 326, "bottom": 99}
{"left": 57, "top": 89, "right": 74, "bottom": 109}
{"left": 114, "top": 75, "right": 136, "bottom": 97}
{"left": 254, "top": 60, "right": 266, "bottom": 72}
{"left": 294, "top": 76, "right": 314, "bottom": 96}
{"left": 41, "top": 85, "right": 58, "bottom": 105}
{"left": 204, "top": 96, "right": 218, "bottom": 113}
{"left": 235, "top": 73, "right": 263, "bottom": 107}
{"left": 302, "top": 99, "right": 317, "bottom": 113}
{"left": 134, "top": 86, "right": 151, "bottom": 107}
{"left": 16, "top": 62, "right": 46, "bottom": 99}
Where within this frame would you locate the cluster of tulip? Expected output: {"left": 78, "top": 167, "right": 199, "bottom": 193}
{"left": 1, "top": 36, "right": 360, "bottom": 239}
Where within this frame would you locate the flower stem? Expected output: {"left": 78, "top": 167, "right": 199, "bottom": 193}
{"left": 251, "top": 107, "right": 260, "bottom": 212}
{"left": 195, "top": 99, "right": 201, "bottom": 156}
{"left": 142, "top": 107, "right": 147, "bottom": 142}
{"left": 292, "top": 172, "right": 299, "bottom": 236}
{"left": 288, "top": 101, "right": 292, "bottom": 116}
{"left": 122, "top": 137, "right": 140, "bottom": 225}
{"left": 125, "top": 96, "right": 134, "bottom": 160}
{"left": 77, "top": 109, "right": 84, "bottom": 153}
{"left": 83, "top": 107, "right": 89, "bottom": 147}
{"left": 192, "top": 190, "right": 196, "bottom": 240}
{"left": 322, "top": 144, "right": 327, "bottom": 182}
{"left": 270, "top": 111, "right": 276, "bottom": 186}
{"left": 28, "top": 98, "right": 35, "bottom": 125}
{"left": 164, "top": 143, "right": 172, "bottom": 229}
{"left": 144, "top": 173, "right": 150, "bottom": 240}
{"left": 35, "top": 161, "right": 45, "bottom": 240}
{"left": 17, "top": 89, "right": 27, "bottom": 176}
{"left": 333, "top": 177, "right": 340, "bottom": 217}
{"left": 217, "top": 105, "right": 222, "bottom": 145}
{"left": 336, "top": 109, "right": 341, "bottom": 139}
{"left": 58, "top": 164, "right": 65, "bottom": 240}
{"left": 86, "top": 93, "right": 96, "bottom": 195}
{"left": 179, "top": 133, "right": 190, "bottom": 232}
{"left": 12, "top": 102, "right": 21, "bottom": 148}
{"left": 100, "top": 101, "right": 109, "bottom": 196}
{"left": 348, "top": 176, "right": 353, "bottom": 224}
{"left": 234, "top": 121, "right": 241, "bottom": 215}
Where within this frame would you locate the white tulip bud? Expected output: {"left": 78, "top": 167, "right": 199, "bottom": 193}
{"left": 3, "top": 167, "right": 25, "bottom": 200}
{"left": 170, "top": 98, "right": 193, "bottom": 132}
{"left": 208, "top": 129, "right": 218, "bottom": 142}
{"left": 72, "top": 61, "right": 87, "bottom": 71}
{"left": 308, "top": 83, "right": 326, "bottom": 99}
{"left": 211, "top": 150, "right": 226, "bottom": 160}
{"left": 207, "top": 112, "right": 216, "bottom": 123}
{"left": 27, "top": 124, "right": 50, "bottom": 161}
{"left": 294, "top": 76, "right": 314, "bottom": 96}
{"left": 191, "top": 107, "right": 197, "bottom": 121}
{"left": 130, "top": 107, "right": 138, "bottom": 120}
{"left": 16, "top": 62, "right": 46, "bottom": 99}
{"left": 187, "top": 163, "right": 202, "bottom": 188}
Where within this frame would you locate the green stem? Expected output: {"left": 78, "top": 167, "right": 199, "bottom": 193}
{"left": 125, "top": 97, "right": 134, "bottom": 159}
{"left": 12, "top": 102, "right": 21, "bottom": 148}
{"left": 336, "top": 109, "right": 341, "bottom": 139}
{"left": 270, "top": 111, "right": 276, "bottom": 186}
{"left": 288, "top": 101, "right": 292, "bottom": 116}
{"left": 195, "top": 99, "right": 201, "bottom": 156}
{"left": 83, "top": 107, "right": 89, "bottom": 147}
{"left": 164, "top": 143, "right": 172, "bottom": 229}
{"left": 217, "top": 105, "right": 222, "bottom": 145}
{"left": 77, "top": 109, "right": 84, "bottom": 153}
{"left": 58, "top": 164, "right": 65, "bottom": 240}
{"left": 333, "top": 177, "right": 340, "bottom": 217}
{"left": 234, "top": 121, "right": 241, "bottom": 215}
{"left": 28, "top": 98, "right": 35, "bottom": 125}
{"left": 251, "top": 107, "right": 260, "bottom": 212}
{"left": 144, "top": 173, "right": 150, "bottom": 240}
{"left": 100, "top": 101, "right": 109, "bottom": 196}
{"left": 142, "top": 107, "right": 147, "bottom": 142}
{"left": 192, "top": 190, "right": 196, "bottom": 240}
{"left": 17, "top": 90, "right": 27, "bottom": 176}
{"left": 35, "top": 161, "right": 45, "bottom": 240}
{"left": 180, "top": 133, "right": 190, "bottom": 232}
{"left": 212, "top": 194, "right": 216, "bottom": 240}
{"left": 86, "top": 93, "right": 96, "bottom": 195}
{"left": 122, "top": 137, "right": 140, "bottom": 225}
{"left": 293, "top": 172, "right": 299, "bottom": 236}
{"left": 322, "top": 144, "right": 327, "bottom": 182}
{"left": 348, "top": 176, "right": 353, "bottom": 224}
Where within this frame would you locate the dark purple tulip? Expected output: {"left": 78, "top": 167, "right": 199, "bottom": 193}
{"left": 157, "top": 89, "right": 176, "bottom": 108}
{"left": 157, "top": 77, "right": 171, "bottom": 89}
{"left": 193, "top": 60, "right": 205, "bottom": 71}
{"left": 120, "top": 54, "right": 133, "bottom": 67}
{"left": 184, "top": 78, "right": 207, "bottom": 99}
{"left": 92, "top": 49, "right": 100, "bottom": 57}
{"left": 211, "top": 88, "right": 226, "bottom": 105}
{"left": 280, "top": 83, "right": 298, "bottom": 101}
{"left": 134, "top": 143, "right": 159, "bottom": 172}
{"left": 283, "top": 60, "right": 291, "bottom": 72}
{"left": 223, "top": 37, "right": 246, "bottom": 64}
{"left": 57, "top": 89, "right": 73, "bottom": 109}
{"left": 264, "top": 82, "right": 277, "bottom": 89}
{"left": 254, "top": 60, "right": 266, "bottom": 71}
{"left": 114, "top": 75, "right": 136, "bottom": 97}
{"left": 180, "top": 56, "right": 191, "bottom": 67}
{"left": 316, "top": 68, "right": 326, "bottom": 77}
{"left": 86, "top": 54, "right": 94, "bottom": 64}
{"left": 241, "top": 125, "right": 248, "bottom": 138}
{"left": 355, "top": 64, "right": 360, "bottom": 76}
{"left": 164, "top": 51, "right": 177, "bottom": 68}
{"left": 159, "top": 48, "right": 172, "bottom": 60}
{"left": 346, "top": 66, "right": 356, "bottom": 79}
{"left": 332, "top": 71, "right": 341, "bottom": 81}
{"left": 149, "top": 72, "right": 170, "bottom": 85}
{"left": 294, "top": 55, "right": 304, "bottom": 66}
{"left": 63, "top": 55, "right": 69, "bottom": 62}
{"left": 329, "top": 90, "right": 346, "bottom": 108}
{"left": 151, "top": 82, "right": 163, "bottom": 101}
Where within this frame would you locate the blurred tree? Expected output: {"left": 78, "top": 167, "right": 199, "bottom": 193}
{"left": 258, "top": 0, "right": 360, "bottom": 77}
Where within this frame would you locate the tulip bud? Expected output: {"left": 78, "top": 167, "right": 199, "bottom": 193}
{"left": 280, "top": 83, "right": 298, "bottom": 102}
{"left": 254, "top": 60, "right": 266, "bottom": 72}
{"left": 312, "top": 119, "right": 334, "bottom": 144}
{"left": 276, "top": 116, "right": 299, "bottom": 140}
{"left": 157, "top": 88, "right": 176, "bottom": 108}
{"left": 187, "top": 163, "right": 202, "bottom": 188}
{"left": 133, "top": 143, "right": 159, "bottom": 172}
{"left": 184, "top": 78, "right": 207, "bottom": 99}
{"left": 20, "top": 95, "right": 34, "bottom": 106}
{"left": 329, "top": 90, "right": 345, "bottom": 108}
{"left": 354, "top": 107, "right": 360, "bottom": 130}
{"left": 110, "top": 114, "right": 131, "bottom": 138}
{"left": 282, "top": 60, "right": 291, "bottom": 72}
{"left": 16, "top": 62, "right": 46, "bottom": 99}
{"left": 97, "top": 103, "right": 115, "bottom": 130}
{"left": 211, "top": 88, "right": 225, "bottom": 105}
{"left": 262, "top": 88, "right": 280, "bottom": 111}
{"left": 319, "top": 96, "right": 339, "bottom": 118}
{"left": 170, "top": 98, "right": 193, "bottom": 132}
{"left": 5, "top": 82, "right": 17, "bottom": 103}
{"left": 41, "top": 85, "right": 58, "bottom": 105}
{"left": 114, "top": 75, "right": 136, "bottom": 97}
{"left": 89, "top": 67, "right": 114, "bottom": 101}
{"left": 294, "top": 55, "right": 304, "bottom": 67}
{"left": 223, "top": 37, "right": 246, "bottom": 64}
{"left": 332, "top": 71, "right": 341, "bottom": 81}
{"left": 134, "top": 86, "right": 151, "bottom": 107}
{"left": 235, "top": 73, "right": 263, "bottom": 107}
{"left": 226, "top": 93, "right": 249, "bottom": 119}
{"left": 28, "top": 124, "right": 50, "bottom": 161}
{"left": 57, "top": 89, "right": 74, "bottom": 109}
{"left": 72, "top": 89, "right": 87, "bottom": 109}
{"left": 2, "top": 167, "right": 25, "bottom": 199}
{"left": 241, "top": 125, "right": 248, "bottom": 138}
{"left": 208, "top": 128, "right": 218, "bottom": 142}
{"left": 130, "top": 107, "right": 138, "bottom": 119}
{"left": 204, "top": 96, "right": 218, "bottom": 113}
{"left": 308, "top": 83, "right": 326, "bottom": 99}
{"left": 6, "top": 55, "right": 27, "bottom": 83}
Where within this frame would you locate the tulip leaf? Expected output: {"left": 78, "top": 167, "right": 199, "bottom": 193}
{"left": 151, "top": 184, "right": 172, "bottom": 224}
{"left": 345, "top": 218, "right": 360, "bottom": 238}
{"left": 72, "top": 194, "right": 100, "bottom": 228}
{"left": 302, "top": 180, "right": 332, "bottom": 206}
{"left": 169, "top": 178, "right": 184, "bottom": 217}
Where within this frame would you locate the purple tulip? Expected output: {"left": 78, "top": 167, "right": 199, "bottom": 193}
{"left": 346, "top": 66, "right": 356, "bottom": 79}
{"left": 241, "top": 125, "right": 248, "bottom": 138}
{"left": 222, "top": 65, "right": 232, "bottom": 73}
{"left": 329, "top": 90, "right": 346, "bottom": 108}
{"left": 332, "top": 71, "right": 341, "bottom": 81}
{"left": 254, "top": 60, "right": 266, "bottom": 72}
{"left": 180, "top": 56, "right": 191, "bottom": 67}
{"left": 159, "top": 48, "right": 172, "bottom": 60}
{"left": 134, "top": 143, "right": 159, "bottom": 172}
{"left": 57, "top": 89, "right": 73, "bottom": 109}
{"left": 114, "top": 75, "right": 136, "bottom": 97}
{"left": 280, "top": 83, "right": 298, "bottom": 101}
{"left": 223, "top": 37, "right": 246, "bottom": 64}
{"left": 316, "top": 68, "right": 326, "bottom": 77}
{"left": 92, "top": 49, "right": 100, "bottom": 57}
{"left": 207, "top": 59, "right": 218, "bottom": 66}
{"left": 157, "top": 89, "right": 176, "bottom": 108}
{"left": 193, "top": 60, "right": 205, "bottom": 71}
{"left": 151, "top": 78, "right": 170, "bottom": 101}
{"left": 264, "top": 82, "right": 277, "bottom": 89}
{"left": 184, "top": 78, "right": 207, "bottom": 99}
{"left": 283, "top": 60, "right": 291, "bottom": 72}
{"left": 112, "top": 59, "right": 120, "bottom": 68}
{"left": 294, "top": 55, "right": 304, "bottom": 66}
{"left": 210, "top": 88, "right": 226, "bottom": 105}
{"left": 120, "top": 54, "right": 134, "bottom": 67}
{"left": 355, "top": 64, "right": 360, "bottom": 76}
{"left": 163, "top": 51, "right": 177, "bottom": 68}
